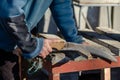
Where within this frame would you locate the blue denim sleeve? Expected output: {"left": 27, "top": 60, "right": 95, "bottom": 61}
{"left": 50, "top": 0, "right": 84, "bottom": 43}
{"left": 0, "top": 0, "right": 44, "bottom": 59}
{"left": 0, "top": 0, "right": 27, "bottom": 17}
{"left": 22, "top": 38, "right": 44, "bottom": 59}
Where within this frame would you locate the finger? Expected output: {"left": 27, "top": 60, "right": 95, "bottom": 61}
{"left": 44, "top": 40, "right": 52, "bottom": 52}
{"left": 51, "top": 39, "right": 63, "bottom": 42}
{"left": 47, "top": 38, "right": 64, "bottom": 43}
{"left": 39, "top": 47, "right": 49, "bottom": 59}
{"left": 40, "top": 52, "right": 46, "bottom": 59}
{"left": 81, "top": 41, "right": 90, "bottom": 45}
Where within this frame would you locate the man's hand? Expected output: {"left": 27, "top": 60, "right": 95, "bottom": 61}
{"left": 39, "top": 39, "right": 52, "bottom": 59}
{"left": 81, "top": 41, "right": 90, "bottom": 45}
{"left": 39, "top": 39, "right": 63, "bottom": 59}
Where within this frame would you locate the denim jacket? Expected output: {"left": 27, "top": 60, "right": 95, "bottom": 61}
{"left": 0, "top": 0, "right": 84, "bottom": 59}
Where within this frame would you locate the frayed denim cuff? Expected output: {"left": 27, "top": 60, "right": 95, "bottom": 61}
{"left": 22, "top": 38, "right": 44, "bottom": 59}
{"left": 73, "top": 36, "right": 85, "bottom": 44}
{"left": 66, "top": 35, "right": 85, "bottom": 44}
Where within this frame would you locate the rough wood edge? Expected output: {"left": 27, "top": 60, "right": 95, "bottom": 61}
{"left": 78, "top": 29, "right": 120, "bottom": 55}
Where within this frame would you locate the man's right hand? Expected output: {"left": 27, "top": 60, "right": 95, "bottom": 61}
{"left": 39, "top": 39, "right": 52, "bottom": 59}
{"left": 39, "top": 39, "right": 62, "bottom": 59}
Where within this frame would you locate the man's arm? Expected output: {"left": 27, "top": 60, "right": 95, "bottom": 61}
{"left": 50, "top": 0, "right": 84, "bottom": 43}
{"left": 0, "top": 0, "right": 52, "bottom": 59}
{"left": 1, "top": 14, "right": 45, "bottom": 59}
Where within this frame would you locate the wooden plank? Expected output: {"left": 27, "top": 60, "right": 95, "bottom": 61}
{"left": 78, "top": 29, "right": 120, "bottom": 55}
{"left": 96, "top": 27, "right": 120, "bottom": 41}
{"left": 83, "top": 38, "right": 115, "bottom": 56}
{"left": 101, "top": 68, "right": 111, "bottom": 80}
{"left": 73, "top": 3, "right": 89, "bottom": 29}
{"left": 74, "top": 0, "right": 120, "bottom": 4}
{"left": 38, "top": 33, "right": 66, "bottom": 50}
{"left": 113, "top": 7, "right": 120, "bottom": 32}
{"left": 49, "top": 73, "right": 60, "bottom": 80}
{"left": 99, "top": 7, "right": 110, "bottom": 29}
{"left": 79, "top": 7, "right": 88, "bottom": 30}
{"left": 99, "top": 7, "right": 113, "bottom": 29}
{"left": 45, "top": 56, "right": 120, "bottom": 74}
